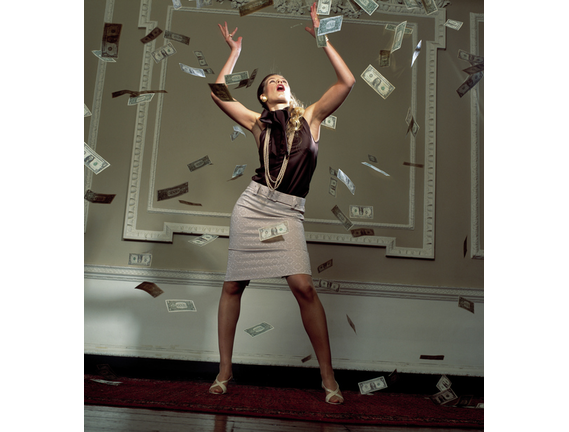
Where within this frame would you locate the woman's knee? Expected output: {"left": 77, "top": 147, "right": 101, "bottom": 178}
{"left": 222, "top": 280, "right": 248, "bottom": 296}
{"left": 288, "top": 276, "right": 317, "bottom": 302}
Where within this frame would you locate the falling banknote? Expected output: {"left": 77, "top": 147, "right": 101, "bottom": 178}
{"left": 135, "top": 281, "right": 164, "bottom": 298}
{"left": 436, "top": 375, "right": 452, "bottom": 391}
{"left": 164, "top": 30, "right": 190, "bottom": 45}
{"left": 180, "top": 63, "right": 205, "bottom": 78}
{"left": 209, "top": 83, "right": 234, "bottom": 102}
{"left": 238, "top": 0, "right": 274, "bottom": 17}
{"left": 157, "top": 182, "right": 189, "bottom": 201}
{"left": 151, "top": 42, "right": 177, "bottom": 63}
{"left": 361, "top": 65, "right": 395, "bottom": 99}
{"left": 362, "top": 162, "right": 390, "bottom": 176}
{"left": 318, "top": 258, "right": 333, "bottom": 273}
{"left": 322, "top": 115, "right": 337, "bottom": 129}
{"left": 317, "top": 15, "right": 343, "bottom": 36}
{"left": 84, "top": 190, "right": 115, "bottom": 204}
{"left": 229, "top": 164, "right": 247, "bottom": 180}
{"left": 391, "top": 21, "right": 407, "bottom": 53}
{"left": 353, "top": 0, "right": 379, "bottom": 16}
{"left": 84, "top": 143, "right": 110, "bottom": 175}
{"left": 349, "top": 205, "right": 374, "bottom": 219}
{"left": 225, "top": 71, "right": 249, "bottom": 85}
{"left": 165, "top": 299, "right": 197, "bottom": 312}
{"left": 244, "top": 322, "right": 274, "bottom": 337}
{"left": 430, "top": 388, "right": 458, "bottom": 405}
{"left": 358, "top": 376, "right": 388, "bottom": 394}
{"left": 128, "top": 253, "right": 152, "bottom": 266}
{"left": 411, "top": 40, "right": 422, "bottom": 67}
{"left": 190, "top": 234, "right": 218, "bottom": 246}
{"left": 101, "top": 23, "right": 122, "bottom": 58}
{"left": 259, "top": 221, "right": 289, "bottom": 241}
{"left": 337, "top": 169, "right": 356, "bottom": 194}
{"left": 127, "top": 93, "right": 155, "bottom": 106}
{"left": 331, "top": 205, "right": 354, "bottom": 230}
{"left": 317, "top": 0, "right": 331, "bottom": 15}
{"left": 140, "top": 27, "right": 163, "bottom": 44}
{"left": 188, "top": 155, "right": 212, "bottom": 171}
{"left": 456, "top": 71, "right": 483, "bottom": 98}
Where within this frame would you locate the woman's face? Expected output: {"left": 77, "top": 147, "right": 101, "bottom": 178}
{"left": 263, "top": 75, "right": 291, "bottom": 105}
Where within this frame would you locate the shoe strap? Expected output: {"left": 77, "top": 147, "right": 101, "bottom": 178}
{"left": 322, "top": 381, "right": 344, "bottom": 403}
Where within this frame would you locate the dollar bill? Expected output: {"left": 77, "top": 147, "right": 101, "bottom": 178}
{"left": 419, "top": 0, "right": 438, "bottom": 15}
{"left": 411, "top": 40, "right": 422, "bottom": 67}
{"left": 244, "top": 322, "right": 274, "bottom": 337}
{"left": 362, "top": 162, "right": 390, "bottom": 176}
{"left": 301, "top": 354, "right": 312, "bottom": 363}
{"left": 127, "top": 93, "right": 155, "bottom": 106}
{"left": 456, "top": 71, "right": 483, "bottom": 98}
{"left": 190, "top": 234, "right": 218, "bottom": 246}
{"left": 368, "top": 154, "right": 378, "bottom": 163}
{"left": 151, "top": 42, "right": 177, "bottom": 63}
{"left": 378, "top": 50, "right": 390, "bottom": 67}
{"left": 317, "top": 0, "right": 331, "bottom": 15}
{"left": 101, "top": 23, "right": 122, "bottom": 58}
{"left": 318, "top": 279, "right": 340, "bottom": 291}
{"left": 188, "top": 155, "right": 212, "bottom": 172}
{"left": 429, "top": 388, "right": 458, "bottom": 405}
{"left": 164, "top": 30, "right": 190, "bottom": 45}
{"left": 358, "top": 376, "right": 387, "bottom": 394}
{"left": 235, "top": 68, "right": 258, "bottom": 88}
{"left": 331, "top": 205, "right": 354, "bottom": 230}
{"left": 165, "top": 299, "right": 197, "bottom": 312}
{"left": 231, "top": 125, "right": 246, "bottom": 141}
{"left": 391, "top": 21, "right": 407, "bottom": 53}
{"left": 128, "top": 253, "right": 152, "bottom": 266}
{"left": 329, "top": 177, "right": 337, "bottom": 197}
{"left": 403, "top": 0, "right": 421, "bottom": 8}
{"left": 238, "top": 0, "right": 274, "bottom": 17}
{"left": 315, "top": 28, "right": 327, "bottom": 48}
{"left": 113, "top": 89, "right": 167, "bottom": 98}
{"left": 349, "top": 205, "right": 374, "bottom": 219}
{"left": 463, "top": 63, "right": 484, "bottom": 75}
{"left": 346, "top": 314, "right": 357, "bottom": 334}
{"left": 157, "top": 182, "right": 188, "bottom": 201}
{"left": 458, "top": 296, "right": 475, "bottom": 313}
{"left": 135, "top": 281, "right": 164, "bottom": 298}
{"left": 172, "top": 0, "right": 183, "bottom": 10}
{"left": 84, "top": 143, "right": 110, "bottom": 175}
{"left": 385, "top": 23, "right": 413, "bottom": 34}
{"left": 84, "top": 103, "right": 92, "bottom": 117}
{"left": 225, "top": 71, "right": 249, "bottom": 85}
{"left": 354, "top": 0, "right": 379, "bottom": 16}
{"left": 406, "top": 117, "right": 420, "bottom": 137}
{"left": 405, "top": 107, "right": 413, "bottom": 125}
{"left": 193, "top": 50, "right": 209, "bottom": 67}
{"left": 361, "top": 64, "right": 395, "bottom": 99}
{"left": 84, "top": 189, "right": 115, "bottom": 204}
{"left": 436, "top": 375, "right": 452, "bottom": 392}
{"left": 317, "top": 15, "right": 343, "bottom": 36}
{"left": 337, "top": 169, "right": 355, "bottom": 195}
{"left": 196, "top": 0, "right": 213, "bottom": 8}
{"left": 318, "top": 258, "right": 333, "bottom": 273}
{"left": 322, "top": 115, "right": 337, "bottom": 129}
{"left": 259, "top": 221, "right": 289, "bottom": 241}
{"left": 209, "top": 83, "right": 234, "bottom": 102}
{"left": 350, "top": 228, "right": 375, "bottom": 237}
{"left": 457, "top": 49, "right": 484, "bottom": 65}
{"left": 229, "top": 164, "right": 247, "bottom": 180}
{"left": 444, "top": 19, "right": 463, "bottom": 31}
{"left": 403, "top": 161, "right": 424, "bottom": 168}
{"left": 179, "top": 62, "right": 205, "bottom": 78}
{"left": 203, "top": 67, "right": 215, "bottom": 75}
{"left": 91, "top": 50, "right": 116, "bottom": 62}
{"left": 140, "top": 27, "right": 163, "bottom": 44}
{"left": 97, "top": 364, "right": 119, "bottom": 380}
{"left": 329, "top": 166, "right": 337, "bottom": 177}
{"left": 91, "top": 379, "right": 122, "bottom": 386}
{"left": 179, "top": 200, "right": 202, "bottom": 206}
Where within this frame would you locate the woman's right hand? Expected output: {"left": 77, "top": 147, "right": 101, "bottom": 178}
{"left": 218, "top": 22, "right": 242, "bottom": 53}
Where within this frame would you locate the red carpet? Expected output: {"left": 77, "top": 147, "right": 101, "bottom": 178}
{"left": 84, "top": 374, "right": 483, "bottom": 427}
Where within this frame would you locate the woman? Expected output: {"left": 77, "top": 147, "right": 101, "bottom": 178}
{"left": 210, "top": 2, "right": 355, "bottom": 404}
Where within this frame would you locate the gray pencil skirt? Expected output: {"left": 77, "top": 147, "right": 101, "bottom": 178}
{"left": 225, "top": 181, "right": 312, "bottom": 283}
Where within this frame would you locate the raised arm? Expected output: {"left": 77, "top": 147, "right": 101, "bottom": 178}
{"left": 304, "top": 3, "right": 356, "bottom": 124}
{"left": 211, "top": 22, "right": 260, "bottom": 132}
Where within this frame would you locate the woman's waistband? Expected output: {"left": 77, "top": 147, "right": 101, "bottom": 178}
{"left": 246, "top": 181, "right": 305, "bottom": 210}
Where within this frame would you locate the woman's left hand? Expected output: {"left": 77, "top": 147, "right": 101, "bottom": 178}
{"left": 304, "top": 2, "right": 320, "bottom": 38}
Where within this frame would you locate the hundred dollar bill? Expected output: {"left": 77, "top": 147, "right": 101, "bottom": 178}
{"left": 458, "top": 49, "right": 484, "bottom": 65}
{"left": 349, "top": 205, "right": 374, "bottom": 219}
{"left": 317, "top": 0, "right": 331, "bottom": 15}
{"left": 84, "top": 143, "right": 110, "bottom": 175}
{"left": 391, "top": 21, "right": 407, "bottom": 53}
{"left": 419, "top": 0, "right": 438, "bottom": 15}
{"left": 322, "top": 115, "right": 337, "bottom": 129}
{"left": 444, "top": 19, "right": 463, "bottom": 31}
{"left": 151, "top": 42, "right": 177, "bottom": 63}
{"left": 188, "top": 155, "right": 212, "bottom": 172}
{"left": 329, "top": 177, "right": 337, "bottom": 197}
{"left": 238, "top": 0, "right": 274, "bottom": 17}
{"left": 458, "top": 296, "right": 475, "bottom": 313}
{"left": 317, "top": 258, "right": 333, "bottom": 273}
{"left": 430, "top": 388, "right": 458, "bottom": 405}
{"left": 164, "top": 30, "right": 190, "bottom": 45}
{"left": 350, "top": 228, "right": 375, "bottom": 237}
{"left": 346, "top": 314, "right": 357, "bottom": 334}
{"left": 157, "top": 182, "right": 189, "bottom": 201}
{"left": 368, "top": 154, "right": 378, "bottom": 163}
{"left": 135, "top": 281, "right": 164, "bottom": 298}
{"left": 84, "top": 103, "right": 92, "bottom": 117}
{"left": 209, "top": 83, "right": 234, "bottom": 102}
{"left": 361, "top": 64, "right": 395, "bottom": 99}
{"left": 362, "top": 162, "right": 390, "bottom": 176}
{"left": 354, "top": 0, "right": 379, "bottom": 16}
{"left": 358, "top": 376, "right": 387, "bottom": 394}
{"left": 259, "top": 221, "right": 289, "bottom": 241}
{"left": 332, "top": 205, "right": 354, "bottom": 230}
{"left": 245, "top": 322, "right": 274, "bottom": 337}
{"left": 140, "top": 27, "right": 163, "bottom": 44}
{"left": 179, "top": 200, "right": 202, "bottom": 206}
{"left": 456, "top": 71, "right": 483, "bottom": 98}
{"left": 315, "top": 27, "right": 327, "bottom": 48}
{"left": 190, "top": 234, "right": 218, "bottom": 246}
{"left": 101, "top": 23, "right": 122, "bottom": 58}
{"left": 403, "top": 161, "right": 424, "bottom": 168}
{"left": 229, "top": 164, "right": 247, "bottom": 180}
{"left": 84, "top": 189, "right": 115, "bottom": 204}
{"left": 165, "top": 299, "right": 197, "bottom": 312}
{"left": 317, "top": 15, "right": 343, "bottom": 36}
{"left": 337, "top": 169, "right": 355, "bottom": 195}
{"left": 128, "top": 253, "right": 152, "bottom": 266}
{"left": 411, "top": 40, "right": 422, "bottom": 67}
{"left": 128, "top": 93, "right": 155, "bottom": 105}
{"left": 385, "top": 23, "right": 413, "bottom": 34}
{"left": 179, "top": 62, "right": 205, "bottom": 78}
{"left": 225, "top": 71, "right": 249, "bottom": 85}
{"left": 378, "top": 50, "right": 390, "bottom": 67}
{"left": 436, "top": 375, "right": 452, "bottom": 391}
{"left": 91, "top": 50, "right": 116, "bottom": 62}
{"left": 463, "top": 63, "right": 484, "bottom": 75}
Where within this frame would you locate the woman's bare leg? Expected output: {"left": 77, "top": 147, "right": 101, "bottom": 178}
{"left": 286, "top": 274, "right": 343, "bottom": 403}
{"left": 211, "top": 280, "right": 247, "bottom": 394}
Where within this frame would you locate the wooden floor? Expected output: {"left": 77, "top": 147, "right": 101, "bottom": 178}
{"left": 85, "top": 405, "right": 483, "bottom": 432}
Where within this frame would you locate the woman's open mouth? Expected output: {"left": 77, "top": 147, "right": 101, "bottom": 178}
{"left": 277, "top": 84, "right": 285, "bottom": 91}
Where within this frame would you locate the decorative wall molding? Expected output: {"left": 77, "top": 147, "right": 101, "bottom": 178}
{"left": 120, "top": 1, "right": 447, "bottom": 259}
{"left": 84, "top": 264, "right": 484, "bottom": 303}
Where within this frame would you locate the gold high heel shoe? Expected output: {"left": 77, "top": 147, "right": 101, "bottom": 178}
{"left": 322, "top": 380, "right": 344, "bottom": 405}
{"left": 209, "top": 374, "right": 233, "bottom": 394}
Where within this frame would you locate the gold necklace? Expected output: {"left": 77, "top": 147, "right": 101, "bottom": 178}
{"left": 263, "top": 126, "right": 295, "bottom": 191}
